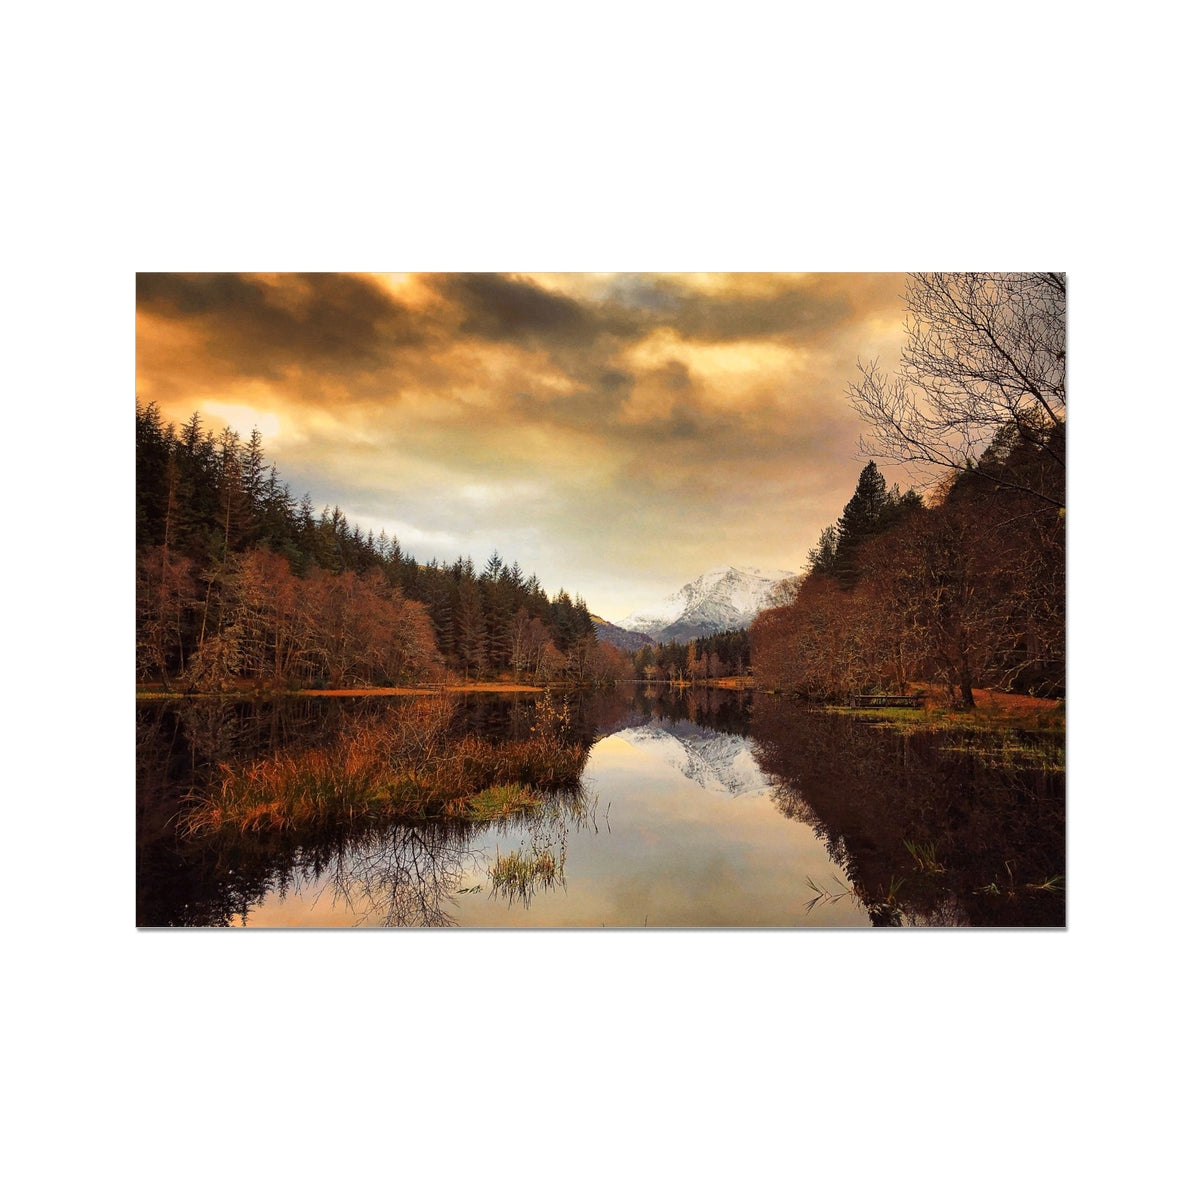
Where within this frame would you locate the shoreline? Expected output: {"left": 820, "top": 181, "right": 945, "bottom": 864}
{"left": 136, "top": 681, "right": 546, "bottom": 699}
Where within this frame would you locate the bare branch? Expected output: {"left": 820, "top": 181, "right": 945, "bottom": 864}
{"left": 847, "top": 273, "right": 1066, "bottom": 509}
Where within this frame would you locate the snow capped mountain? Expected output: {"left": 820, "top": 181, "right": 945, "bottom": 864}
{"left": 618, "top": 566, "right": 797, "bottom": 642}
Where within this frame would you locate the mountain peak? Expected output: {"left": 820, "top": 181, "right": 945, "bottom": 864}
{"left": 618, "top": 565, "right": 797, "bottom": 642}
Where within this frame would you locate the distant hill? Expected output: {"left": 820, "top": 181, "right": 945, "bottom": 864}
{"left": 616, "top": 566, "right": 797, "bottom": 643}
{"left": 591, "top": 615, "right": 655, "bottom": 652}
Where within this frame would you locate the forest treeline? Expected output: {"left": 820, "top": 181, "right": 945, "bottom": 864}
{"left": 750, "top": 433, "right": 1065, "bottom": 706}
{"left": 136, "top": 403, "right": 625, "bottom": 689}
{"left": 630, "top": 629, "right": 752, "bottom": 683}
{"left": 752, "top": 272, "right": 1066, "bottom": 710}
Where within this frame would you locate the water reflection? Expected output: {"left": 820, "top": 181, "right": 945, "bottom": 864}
{"left": 319, "top": 824, "right": 480, "bottom": 927}
{"left": 450, "top": 697, "right": 868, "bottom": 929}
{"left": 136, "top": 685, "right": 1063, "bottom": 927}
{"left": 750, "top": 696, "right": 1065, "bottom": 926}
{"left": 136, "top": 693, "right": 571, "bottom": 927}
{"left": 610, "top": 724, "right": 766, "bottom": 796}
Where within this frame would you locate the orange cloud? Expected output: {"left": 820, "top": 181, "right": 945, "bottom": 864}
{"left": 136, "top": 272, "right": 910, "bottom": 617}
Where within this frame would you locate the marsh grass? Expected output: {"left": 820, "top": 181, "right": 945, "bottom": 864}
{"left": 181, "top": 692, "right": 589, "bottom": 836}
{"left": 975, "top": 872, "right": 1064, "bottom": 899}
{"left": 456, "top": 784, "right": 544, "bottom": 821}
{"left": 1028, "top": 874, "right": 1064, "bottom": 891}
{"left": 937, "top": 730, "right": 1065, "bottom": 771}
{"left": 903, "top": 839, "right": 945, "bottom": 873}
{"left": 828, "top": 700, "right": 1064, "bottom": 771}
{"left": 803, "top": 873, "right": 855, "bottom": 915}
{"left": 489, "top": 837, "right": 566, "bottom": 906}
{"left": 831, "top": 698, "right": 1065, "bottom": 738}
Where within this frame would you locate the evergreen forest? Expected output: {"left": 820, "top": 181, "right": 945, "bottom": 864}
{"left": 135, "top": 403, "right": 619, "bottom": 690}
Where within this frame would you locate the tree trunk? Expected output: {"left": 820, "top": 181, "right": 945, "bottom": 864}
{"left": 957, "top": 654, "right": 976, "bottom": 709}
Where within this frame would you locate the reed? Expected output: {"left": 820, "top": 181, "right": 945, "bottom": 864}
{"left": 803, "top": 873, "right": 854, "bottom": 915}
{"left": 489, "top": 841, "right": 565, "bottom": 905}
{"left": 903, "top": 839, "right": 945, "bottom": 873}
{"left": 181, "top": 694, "right": 589, "bottom": 836}
{"left": 835, "top": 700, "right": 1065, "bottom": 737}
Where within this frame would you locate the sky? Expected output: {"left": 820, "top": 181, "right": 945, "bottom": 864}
{"left": 135, "top": 271, "right": 911, "bottom": 619}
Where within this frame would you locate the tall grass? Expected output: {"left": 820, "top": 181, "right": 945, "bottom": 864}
{"left": 489, "top": 842, "right": 565, "bottom": 905}
{"left": 181, "top": 692, "right": 589, "bottom": 836}
{"left": 834, "top": 699, "right": 1065, "bottom": 737}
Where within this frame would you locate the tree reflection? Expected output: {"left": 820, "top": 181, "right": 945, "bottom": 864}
{"left": 319, "top": 823, "right": 481, "bottom": 927}
{"left": 137, "top": 694, "right": 598, "bottom": 927}
{"left": 615, "top": 683, "right": 753, "bottom": 733}
{"left": 138, "top": 685, "right": 1064, "bottom": 928}
{"left": 137, "top": 696, "right": 381, "bottom": 925}
{"left": 751, "top": 696, "right": 1065, "bottom": 926}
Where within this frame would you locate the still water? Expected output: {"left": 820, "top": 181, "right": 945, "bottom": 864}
{"left": 137, "top": 685, "right": 1064, "bottom": 928}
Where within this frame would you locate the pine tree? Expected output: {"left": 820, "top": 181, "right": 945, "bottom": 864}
{"left": 833, "top": 461, "right": 892, "bottom": 586}
{"left": 135, "top": 399, "right": 172, "bottom": 550}
{"left": 456, "top": 580, "right": 487, "bottom": 679}
{"left": 806, "top": 525, "right": 838, "bottom": 576}
{"left": 483, "top": 550, "right": 505, "bottom": 583}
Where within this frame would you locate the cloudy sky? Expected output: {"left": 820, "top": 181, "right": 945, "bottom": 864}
{"left": 136, "top": 272, "right": 910, "bottom": 619}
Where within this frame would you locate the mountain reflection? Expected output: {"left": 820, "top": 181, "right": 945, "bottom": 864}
{"left": 137, "top": 685, "right": 1063, "bottom": 927}
{"left": 608, "top": 723, "right": 770, "bottom": 797}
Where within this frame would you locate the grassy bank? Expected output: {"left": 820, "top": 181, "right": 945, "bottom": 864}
{"left": 181, "top": 692, "right": 588, "bottom": 836}
{"left": 821, "top": 689, "right": 1065, "bottom": 771}
{"left": 828, "top": 689, "right": 1064, "bottom": 734}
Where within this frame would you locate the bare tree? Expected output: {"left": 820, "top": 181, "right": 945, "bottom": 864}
{"left": 849, "top": 273, "right": 1066, "bottom": 508}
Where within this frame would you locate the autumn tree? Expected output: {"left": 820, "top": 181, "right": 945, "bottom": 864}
{"left": 136, "top": 546, "right": 196, "bottom": 684}
{"left": 135, "top": 403, "right": 611, "bottom": 689}
{"left": 754, "top": 275, "right": 1067, "bottom": 707}
{"left": 585, "top": 640, "right": 630, "bottom": 684}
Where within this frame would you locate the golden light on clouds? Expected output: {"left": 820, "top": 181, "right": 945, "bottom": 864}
{"left": 620, "top": 329, "right": 803, "bottom": 419}
{"left": 136, "top": 271, "right": 908, "bottom": 617}
{"left": 199, "top": 402, "right": 281, "bottom": 441}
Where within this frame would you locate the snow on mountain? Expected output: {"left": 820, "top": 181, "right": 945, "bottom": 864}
{"left": 618, "top": 566, "right": 797, "bottom": 642}
{"left": 609, "top": 722, "right": 771, "bottom": 798}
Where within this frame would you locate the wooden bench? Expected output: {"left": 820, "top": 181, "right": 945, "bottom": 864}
{"left": 848, "top": 694, "right": 925, "bottom": 709}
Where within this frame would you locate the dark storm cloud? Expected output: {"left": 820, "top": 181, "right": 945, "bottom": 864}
{"left": 136, "top": 272, "right": 430, "bottom": 382}
{"left": 650, "top": 359, "right": 691, "bottom": 392}
{"left": 137, "top": 274, "right": 889, "bottom": 409}
{"left": 598, "top": 367, "right": 635, "bottom": 392}
{"left": 491, "top": 352, "right": 698, "bottom": 443}
{"left": 430, "top": 272, "right": 859, "bottom": 352}
{"left": 431, "top": 272, "right": 600, "bottom": 344}
{"left": 667, "top": 284, "right": 854, "bottom": 342}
